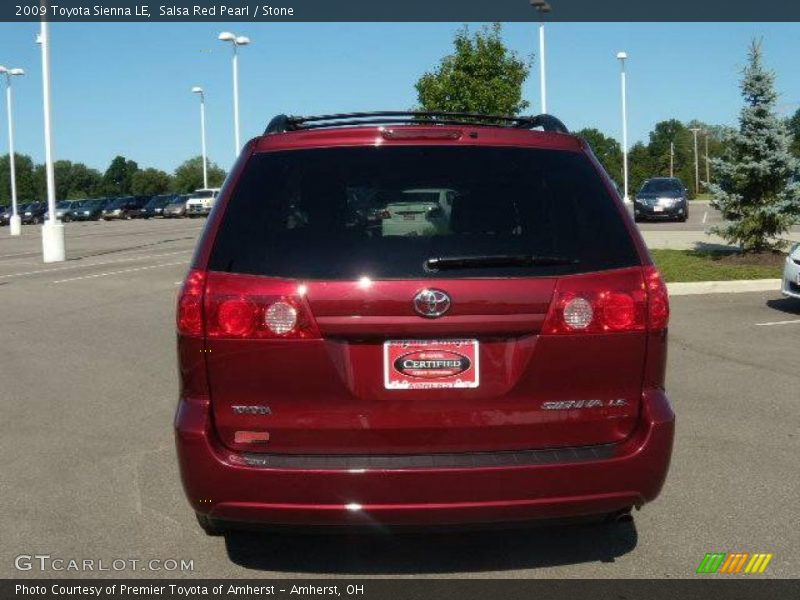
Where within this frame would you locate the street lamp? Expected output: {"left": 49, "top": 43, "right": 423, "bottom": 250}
{"left": 617, "top": 51, "right": 630, "bottom": 204}
{"left": 689, "top": 127, "right": 701, "bottom": 195}
{"left": 191, "top": 86, "right": 209, "bottom": 189}
{"left": 38, "top": 20, "right": 65, "bottom": 263}
{"left": 0, "top": 65, "right": 24, "bottom": 236}
{"left": 218, "top": 31, "right": 250, "bottom": 157}
{"left": 530, "top": 1, "right": 551, "bottom": 114}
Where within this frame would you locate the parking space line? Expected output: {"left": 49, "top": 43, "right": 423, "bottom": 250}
{"left": 51, "top": 261, "right": 188, "bottom": 284}
{"left": 0, "top": 250, "right": 191, "bottom": 280}
{"left": 755, "top": 319, "right": 800, "bottom": 326}
{"left": 702, "top": 211, "right": 708, "bottom": 224}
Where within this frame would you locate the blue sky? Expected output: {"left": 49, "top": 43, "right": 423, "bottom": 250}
{"left": 0, "top": 22, "right": 798, "bottom": 174}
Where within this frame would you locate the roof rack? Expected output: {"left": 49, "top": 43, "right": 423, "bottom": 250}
{"left": 264, "top": 111, "right": 569, "bottom": 135}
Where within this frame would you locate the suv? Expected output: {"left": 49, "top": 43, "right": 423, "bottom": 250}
{"left": 72, "top": 198, "right": 110, "bottom": 221}
{"left": 185, "top": 188, "right": 221, "bottom": 217}
{"left": 175, "top": 112, "right": 674, "bottom": 535}
{"left": 634, "top": 177, "right": 689, "bottom": 222}
{"left": 21, "top": 202, "right": 48, "bottom": 225}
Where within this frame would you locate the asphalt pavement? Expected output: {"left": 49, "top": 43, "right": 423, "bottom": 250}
{"left": 0, "top": 217, "right": 798, "bottom": 579}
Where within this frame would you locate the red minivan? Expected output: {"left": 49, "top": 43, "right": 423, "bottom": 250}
{"left": 175, "top": 112, "right": 674, "bottom": 535}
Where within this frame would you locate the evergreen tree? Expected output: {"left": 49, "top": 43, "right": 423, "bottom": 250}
{"left": 709, "top": 41, "right": 800, "bottom": 252}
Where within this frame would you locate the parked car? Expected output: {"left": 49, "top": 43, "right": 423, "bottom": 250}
{"left": 101, "top": 196, "right": 150, "bottom": 220}
{"left": 21, "top": 202, "right": 48, "bottom": 225}
{"left": 0, "top": 204, "right": 12, "bottom": 226}
{"left": 163, "top": 195, "right": 190, "bottom": 218}
{"left": 634, "top": 177, "right": 689, "bottom": 222}
{"left": 185, "top": 188, "right": 221, "bottom": 217}
{"left": 44, "top": 200, "right": 83, "bottom": 222}
{"left": 781, "top": 243, "right": 800, "bottom": 300}
{"left": 380, "top": 188, "right": 455, "bottom": 237}
{"left": 71, "top": 198, "right": 111, "bottom": 221}
{"left": 175, "top": 111, "right": 674, "bottom": 536}
{"left": 134, "top": 194, "right": 177, "bottom": 219}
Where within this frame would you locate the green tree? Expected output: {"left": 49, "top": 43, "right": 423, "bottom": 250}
{"left": 131, "top": 168, "right": 172, "bottom": 196}
{"left": 628, "top": 142, "right": 654, "bottom": 195}
{"left": 709, "top": 41, "right": 800, "bottom": 252}
{"left": 788, "top": 107, "right": 800, "bottom": 158}
{"left": 0, "top": 153, "right": 38, "bottom": 204}
{"left": 646, "top": 119, "right": 694, "bottom": 193}
{"left": 63, "top": 163, "right": 103, "bottom": 199}
{"left": 575, "top": 128, "right": 623, "bottom": 185}
{"left": 415, "top": 23, "right": 530, "bottom": 116}
{"left": 172, "top": 156, "right": 226, "bottom": 194}
{"left": 102, "top": 155, "right": 139, "bottom": 196}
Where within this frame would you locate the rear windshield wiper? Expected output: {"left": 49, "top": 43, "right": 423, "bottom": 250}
{"left": 425, "top": 254, "right": 579, "bottom": 271}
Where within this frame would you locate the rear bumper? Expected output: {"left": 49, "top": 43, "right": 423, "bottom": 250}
{"left": 635, "top": 204, "right": 685, "bottom": 220}
{"left": 175, "top": 390, "right": 674, "bottom": 528}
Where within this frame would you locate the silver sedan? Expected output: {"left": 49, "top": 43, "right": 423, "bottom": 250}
{"left": 782, "top": 243, "right": 800, "bottom": 300}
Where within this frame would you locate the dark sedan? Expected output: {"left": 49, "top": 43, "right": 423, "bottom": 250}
{"left": 634, "top": 177, "right": 689, "bottom": 222}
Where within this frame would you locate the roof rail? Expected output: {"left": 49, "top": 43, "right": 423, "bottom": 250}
{"left": 263, "top": 111, "right": 569, "bottom": 135}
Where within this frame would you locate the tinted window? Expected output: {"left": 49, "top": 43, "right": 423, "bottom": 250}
{"left": 209, "top": 146, "right": 639, "bottom": 279}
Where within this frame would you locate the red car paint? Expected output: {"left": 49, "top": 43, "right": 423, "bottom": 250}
{"left": 175, "top": 120, "right": 674, "bottom": 530}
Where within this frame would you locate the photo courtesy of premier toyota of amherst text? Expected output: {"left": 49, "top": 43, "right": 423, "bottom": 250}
{"left": 0, "top": 1, "right": 798, "bottom": 599}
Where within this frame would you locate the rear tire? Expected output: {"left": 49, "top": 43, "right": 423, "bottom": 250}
{"left": 195, "top": 513, "right": 226, "bottom": 536}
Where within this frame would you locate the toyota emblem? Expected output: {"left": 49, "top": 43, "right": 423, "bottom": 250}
{"left": 413, "top": 289, "right": 451, "bottom": 318}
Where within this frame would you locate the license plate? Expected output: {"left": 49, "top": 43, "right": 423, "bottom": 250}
{"left": 653, "top": 206, "right": 664, "bottom": 212}
{"left": 403, "top": 214, "right": 416, "bottom": 221}
{"left": 384, "top": 339, "right": 479, "bottom": 390}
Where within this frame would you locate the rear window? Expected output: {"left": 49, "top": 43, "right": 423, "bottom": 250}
{"left": 209, "top": 146, "right": 640, "bottom": 279}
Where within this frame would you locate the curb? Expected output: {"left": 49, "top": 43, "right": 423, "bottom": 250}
{"left": 667, "top": 279, "right": 782, "bottom": 296}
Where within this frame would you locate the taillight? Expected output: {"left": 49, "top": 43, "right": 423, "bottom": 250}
{"left": 177, "top": 269, "right": 206, "bottom": 336}
{"left": 204, "top": 272, "right": 319, "bottom": 340}
{"left": 542, "top": 267, "right": 656, "bottom": 334}
{"left": 644, "top": 265, "right": 670, "bottom": 331}
{"left": 177, "top": 270, "right": 321, "bottom": 339}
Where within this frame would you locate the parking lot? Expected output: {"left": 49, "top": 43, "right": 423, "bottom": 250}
{"left": 0, "top": 216, "right": 798, "bottom": 578}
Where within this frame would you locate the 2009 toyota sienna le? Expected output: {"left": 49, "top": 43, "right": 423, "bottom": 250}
{"left": 174, "top": 111, "right": 675, "bottom": 535}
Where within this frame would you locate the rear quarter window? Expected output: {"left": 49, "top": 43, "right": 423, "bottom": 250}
{"left": 208, "top": 145, "right": 640, "bottom": 279}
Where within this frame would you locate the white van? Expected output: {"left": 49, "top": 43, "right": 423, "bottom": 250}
{"left": 185, "top": 188, "right": 221, "bottom": 217}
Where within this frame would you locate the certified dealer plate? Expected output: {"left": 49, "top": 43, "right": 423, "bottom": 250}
{"left": 383, "top": 339, "right": 479, "bottom": 390}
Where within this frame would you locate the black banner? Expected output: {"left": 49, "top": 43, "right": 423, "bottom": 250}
{"left": 3, "top": 579, "right": 800, "bottom": 600}
{"left": 3, "top": 0, "right": 800, "bottom": 22}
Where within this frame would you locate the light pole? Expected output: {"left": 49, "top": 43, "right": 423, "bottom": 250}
{"left": 669, "top": 141, "right": 674, "bottom": 178}
{"left": 689, "top": 127, "right": 701, "bottom": 195}
{"left": 617, "top": 51, "right": 630, "bottom": 204}
{"left": 704, "top": 131, "right": 710, "bottom": 184}
{"left": 0, "top": 65, "right": 24, "bottom": 236}
{"left": 218, "top": 31, "right": 250, "bottom": 157}
{"left": 192, "top": 86, "right": 209, "bottom": 189}
{"left": 38, "top": 20, "right": 65, "bottom": 263}
{"left": 530, "top": 1, "right": 551, "bottom": 114}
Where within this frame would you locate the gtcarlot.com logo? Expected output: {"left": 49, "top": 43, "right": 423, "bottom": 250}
{"left": 15, "top": 554, "right": 194, "bottom": 572}
{"left": 696, "top": 552, "right": 773, "bottom": 574}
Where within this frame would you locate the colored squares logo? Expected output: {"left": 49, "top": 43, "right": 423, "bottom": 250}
{"left": 696, "top": 553, "right": 773, "bottom": 574}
